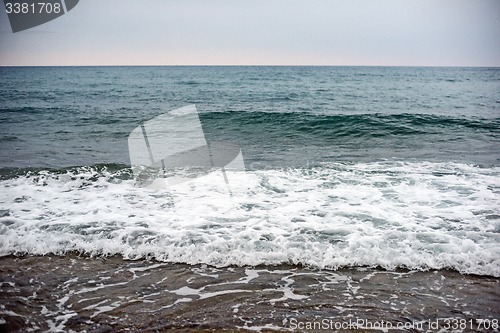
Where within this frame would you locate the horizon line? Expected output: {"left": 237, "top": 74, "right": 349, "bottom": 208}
{"left": 1, "top": 64, "right": 499, "bottom": 68}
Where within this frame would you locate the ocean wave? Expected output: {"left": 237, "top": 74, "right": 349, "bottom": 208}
{"left": 0, "top": 163, "right": 132, "bottom": 181}
{"left": 200, "top": 111, "right": 500, "bottom": 140}
{"left": 0, "top": 161, "right": 499, "bottom": 276}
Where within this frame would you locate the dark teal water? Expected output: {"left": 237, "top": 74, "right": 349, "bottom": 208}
{"left": 0, "top": 66, "right": 499, "bottom": 169}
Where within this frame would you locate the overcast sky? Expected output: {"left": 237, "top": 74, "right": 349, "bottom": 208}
{"left": 1, "top": 0, "right": 499, "bottom": 66}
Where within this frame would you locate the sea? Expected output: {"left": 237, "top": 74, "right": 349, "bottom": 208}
{"left": 0, "top": 66, "right": 499, "bottom": 332}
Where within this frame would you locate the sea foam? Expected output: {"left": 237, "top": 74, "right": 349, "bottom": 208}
{"left": 0, "top": 161, "right": 499, "bottom": 276}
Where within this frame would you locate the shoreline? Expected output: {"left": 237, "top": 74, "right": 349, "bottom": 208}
{"left": 1, "top": 254, "right": 499, "bottom": 332}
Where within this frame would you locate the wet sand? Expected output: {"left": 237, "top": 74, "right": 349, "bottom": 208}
{"left": 0, "top": 255, "right": 498, "bottom": 332}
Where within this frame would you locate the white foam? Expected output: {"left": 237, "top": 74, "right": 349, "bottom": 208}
{"left": 0, "top": 161, "right": 499, "bottom": 276}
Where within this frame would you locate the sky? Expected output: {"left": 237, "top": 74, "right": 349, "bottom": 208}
{"left": 0, "top": 0, "right": 499, "bottom": 66}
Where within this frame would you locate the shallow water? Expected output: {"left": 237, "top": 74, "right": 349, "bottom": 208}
{"left": 0, "top": 255, "right": 499, "bottom": 332}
